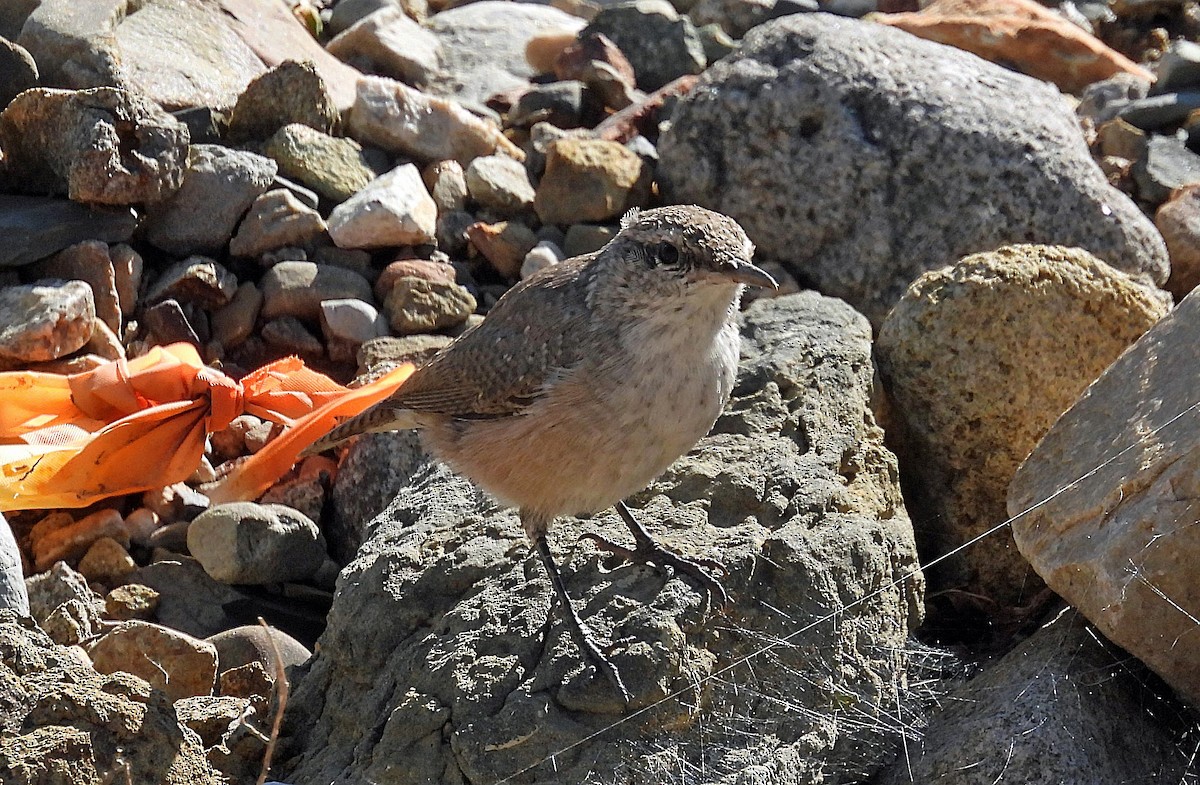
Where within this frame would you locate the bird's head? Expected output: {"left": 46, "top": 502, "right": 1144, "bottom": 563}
{"left": 612, "top": 205, "right": 777, "bottom": 292}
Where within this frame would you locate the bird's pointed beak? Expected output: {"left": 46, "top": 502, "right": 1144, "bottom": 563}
{"left": 722, "top": 259, "right": 778, "bottom": 289}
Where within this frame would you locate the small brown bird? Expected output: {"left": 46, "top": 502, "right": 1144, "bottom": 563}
{"left": 304, "top": 204, "right": 776, "bottom": 699}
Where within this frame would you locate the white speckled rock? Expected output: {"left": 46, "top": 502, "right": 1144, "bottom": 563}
{"left": 328, "top": 163, "right": 438, "bottom": 249}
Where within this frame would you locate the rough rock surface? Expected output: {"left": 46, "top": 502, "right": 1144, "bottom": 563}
{"left": 0, "top": 611, "right": 222, "bottom": 784}
{"left": 283, "top": 292, "right": 923, "bottom": 785}
{"left": 1009, "top": 288, "right": 1200, "bottom": 705}
{"left": 877, "top": 608, "right": 1193, "bottom": 784}
{"left": 658, "top": 13, "right": 1169, "bottom": 326}
{"left": 876, "top": 245, "right": 1169, "bottom": 605}
{"left": 0, "top": 86, "right": 189, "bottom": 205}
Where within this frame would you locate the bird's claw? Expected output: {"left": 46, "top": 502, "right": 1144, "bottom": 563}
{"left": 580, "top": 531, "right": 731, "bottom": 610}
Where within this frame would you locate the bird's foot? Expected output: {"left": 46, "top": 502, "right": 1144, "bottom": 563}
{"left": 581, "top": 501, "right": 730, "bottom": 611}
{"left": 535, "top": 536, "right": 631, "bottom": 703}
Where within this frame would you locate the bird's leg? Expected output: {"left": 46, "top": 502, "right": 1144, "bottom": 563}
{"left": 534, "top": 535, "right": 631, "bottom": 703}
{"left": 581, "top": 501, "right": 730, "bottom": 609}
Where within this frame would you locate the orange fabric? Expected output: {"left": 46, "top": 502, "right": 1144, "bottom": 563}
{"left": 0, "top": 344, "right": 414, "bottom": 511}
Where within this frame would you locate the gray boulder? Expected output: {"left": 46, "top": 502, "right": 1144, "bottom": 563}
{"left": 658, "top": 13, "right": 1169, "bottom": 326}
{"left": 283, "top": 292, "right": 923, "bottom": 784}
{"left": 0, "top": 515, "right": 27, "bottom": 615}
{"left": 878, "top": 609, "right": 1191, "bottom": 784}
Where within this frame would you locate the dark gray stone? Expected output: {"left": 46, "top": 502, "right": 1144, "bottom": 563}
{"left": 0, "top": 36, "right": 38, "bottom": 108}
{"left": 0, "top": 195, "right": 136, "bottom": 267}
{"left": 283, "top": 292, "right": 923, "bottom": 785}
{"left": 144, "top": 144, "right": 277, "bottom": 256}
{"left": 1118, "top": 90, "right": 1200, "bottom": 130}
{"left": 187, "top": 502, "right": 327, "bottom": 585}
{"left": 877, "top": 609, "right": 1192, "bottom": 785}
{"left": 584, "top": 0, "right": 707, "bottom": 91}
{"left": 122, "top": 557, "right": 251, "bottom": 640}
{"left": 659, "top": 13, "right": 1169, "bottom": 326}
{"left": 1151, "top": 39, "right": 1200, "bottom": 95}
{"left": 1134, "top": 133, "right": 1200, "bottom": 205}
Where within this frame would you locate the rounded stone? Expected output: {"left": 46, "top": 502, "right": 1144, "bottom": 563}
{"left": 876, "top": 244, "right": 1169, "bottom": 604}
{"left": 88, "top": 620, "right": 218, "bottom": 701}
{"left": 659, "top": 13, "right": 1169, "bottom": 326}
{"left": 187, "top": 502, "right": 327, "bottom": 585}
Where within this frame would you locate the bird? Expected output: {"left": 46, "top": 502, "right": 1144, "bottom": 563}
{"left": 303, "top": 204, "right": 777, "bottom": 700}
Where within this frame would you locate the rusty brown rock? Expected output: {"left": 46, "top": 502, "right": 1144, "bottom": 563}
{"left": 1155, "top": 184, "right": 1200, "bottom": 299}
{"left": 873, "top": 0, "right": 1154, "bottom": 93}
{"left": 88, "top": 620, "right": 218, "bottom": 702}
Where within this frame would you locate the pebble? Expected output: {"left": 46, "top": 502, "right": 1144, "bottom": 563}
{"left": 76, "top": 537, "right": 137, "bottom": 585}
{"left": 143, "top": 482, "right": 211, "bottom": 524}
{"left": 143, "top": 298, "right": 201, "bottom": 347}
{"left": 422, "top": 1, "right": 585, "bottom": 106}
{"left": 467, "top": 220, "right": 539, "bottom": 278}
{"left": 260, "top": 260, "right": 375, "bottom": 322}
{"left": 125, "top": 556, "right": 249, "bottom": 639}
{"left": 30, "top": 508, "right": 128, "bottom": 573}
{"left": 262, "top": 317, "right": 325, "bottom": 356}
{"left": 509, "top": 80, "right": 589, "bottom": 129}
{"left": 583, "top": 0, "right": 706, "bottom": 92}
{"left": 263, "top": 122, "right": 378, "bottom": 203}
{"left": 1155, "top": 184, "right": 1200, "bottom": 298}
{"left": 376, "top": 258, "right": 458, "bottom": 301}
{"left": 327, "top": 6, "right": 443, "bottom": 87}
{"left": 1150, "top": 38, "right": 1200, "bottom": 95}
{"left": 29, "top": 240, "right": 122, "bottom": 332}
{"left": 534, "top": 138, "right": 650, "bottom": 225}
{"left": 211, "top": 281, "right": 264, "bottom": 350}
{"left": 42, "top": 597, "right": 101, "bottom": 646}
{"left": 144, "top": 145, "right": 278, "bottom": 256}
{"left": 1132, "top": 133, "right": 1200, "bottom": 204}
{"left": 328, "top": 163, "right": 439, "bottom": 249}
{"left": 320, "top": 298, "right": 389, "bottom": 362}
{"left": 875, "top": 0, "right": 1152, "bottom": 93}
{"left": 347, "top": 74, "right": 523, "bottom": 165}
{"left": 563, "top": 222, "right": 617, "bottom": 256}
{"left": 384, "top": 277, "right": 478, "bottom": 334}
{"left": 104, "top": 583, "right": 161, "bottom": 621}
{"left": 230, "top": 189, "right": 328, "bottom": 258}
{"left": 465, "top": 154, "right": 536, "bottom": 213}
{"left": 89, "top": 620, "right": 219, "bottom": 701}
{"left": 224, "top": 59, "right": 339, "bottom": 143}
{"left": 187, "top": 502, "right": 328, "bottom": 584}
{"left": 0, "top": 279, "right": 95, "bottom": 366}
{"left": 25, "top": 561, "right": 102, "bottom": 626}
{"left": 521, "top": 240, "right": 564, "bottom": 279}
{"left": 208, "top": 624, "right": 312, "bottom": 675}
{"left": 110, "top": 243, "right": 143, "bottom": 317}
{"left": 357, "top": 334, "right": 454, "bottom": 376}
{"left": 144, "top": 256, "right": 239, "bottom": 309}
{"left": 424, "top": 159, "right": 469, "bottom": 213}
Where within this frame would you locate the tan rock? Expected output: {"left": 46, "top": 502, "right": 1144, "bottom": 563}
{"left": 876, "top": 244, "right": 1169, "bottom": 605}
{"left": 1009, "top": 288, "right": 1200, "bottom": 704}
{"left": 347, "top": 74, "right": 524, "bottom": 165}
{"left": 30, "top": 240, "right": 122, "bottom": 332}
{"left": 533, "top": 137, "right": 650, "bottom": 225}
{"left": 873, "top": 0, "right": 1154, "bottom": 93}
{"left": 375, "top": 258, "right": 458, "bottom": 301}
{"left": 31, "top": 508, "right": 129, "bottom": 572}
{"left": 88, "top": 620, "right": 218, "bottom": 701}
{"left": 77, "top": 537, "right": 137, "bottom": 584}
{"left": 525, "top": 29, "right": 580, "bottom": 74}
{"left": 1155, "top": 184, "right": 1200, "bottom": 300}
{"left": 229, "top": 189, "right": 327, "bottom": 258}
{"left": 384, "top": 277, "right": 477, "bottom": 334}
{"left": 467, "top": 220, "right": 539, "bottom": 278}
{"left": 104, "top": 584, "right": 161, "bottom": 621}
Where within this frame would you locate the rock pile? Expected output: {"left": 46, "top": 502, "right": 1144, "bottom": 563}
{"left": 0, "top": 0, "right": 1198, "bottom": 783}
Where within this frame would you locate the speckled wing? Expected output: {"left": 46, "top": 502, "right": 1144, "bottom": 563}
{"left": 381, "top": 256, "right": 595, "bottom": 420}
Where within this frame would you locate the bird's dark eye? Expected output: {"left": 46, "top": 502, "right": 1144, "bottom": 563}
{"left": 655, "top": 242, "right": 680, "bottom": 266}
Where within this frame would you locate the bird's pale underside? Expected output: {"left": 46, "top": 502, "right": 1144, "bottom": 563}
{"left": 305, "top": 204, "right": 777, "bottom": 701}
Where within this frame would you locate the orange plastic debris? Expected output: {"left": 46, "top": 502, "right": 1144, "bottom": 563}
{"left": 0, "top": 343, "right": 414, "bottom": 511}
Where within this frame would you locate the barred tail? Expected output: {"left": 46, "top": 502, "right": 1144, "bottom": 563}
{"left": 300, "top": 405, "right": 423, "bottom": 457}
